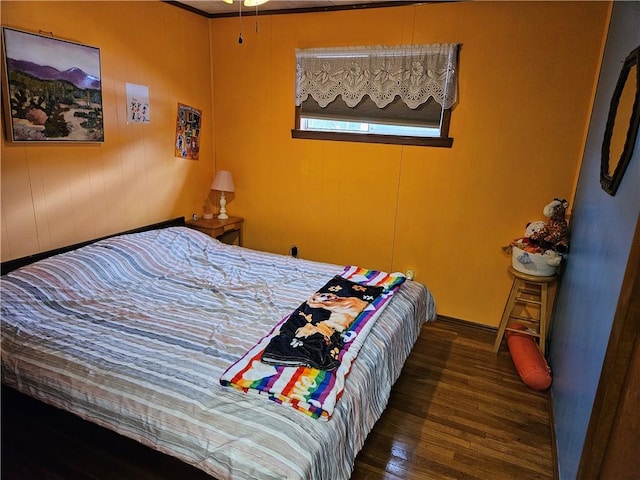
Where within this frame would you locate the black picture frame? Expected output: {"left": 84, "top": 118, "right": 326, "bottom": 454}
{"left": 600, "top": 45, "right": 640, "bottom": 196}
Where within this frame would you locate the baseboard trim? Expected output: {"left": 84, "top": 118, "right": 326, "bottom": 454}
{"left": 435, "top": 314, "right": 498, "bottom": 334}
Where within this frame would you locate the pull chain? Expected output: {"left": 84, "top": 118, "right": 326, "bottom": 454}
{"left": 238, "top": 0, "right": 243, "bottom": 45}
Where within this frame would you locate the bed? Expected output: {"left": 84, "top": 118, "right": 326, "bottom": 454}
{"left": 1, "top": 219, "right": 436, "bottom": 480}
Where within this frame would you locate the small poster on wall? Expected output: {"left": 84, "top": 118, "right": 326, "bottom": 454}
{"left": 126, "top": 83, "right": 150, "bottom": 123}
{"left": 174, "top": 103, "right": 201, "bottom": 160}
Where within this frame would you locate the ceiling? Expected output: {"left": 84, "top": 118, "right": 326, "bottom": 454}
{"left": 169, "top": 0, "right": 425, "bottom": 18}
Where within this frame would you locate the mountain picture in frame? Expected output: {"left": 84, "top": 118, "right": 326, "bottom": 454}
{"left": 1, "top": 27, "right": 104, "bottom": 142}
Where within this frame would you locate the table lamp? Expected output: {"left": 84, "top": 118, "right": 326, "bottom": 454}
{"left": 211, "top": 170, "right": 235, "bottom": 220}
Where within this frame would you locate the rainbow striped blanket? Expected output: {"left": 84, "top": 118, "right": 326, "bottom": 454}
{"left": 220, "top": 266, "right": 406, "bottom": 420}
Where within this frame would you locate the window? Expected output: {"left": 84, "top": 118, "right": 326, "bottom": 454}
{"left": 292, "top": 44, "right": 459, "bottom": 147}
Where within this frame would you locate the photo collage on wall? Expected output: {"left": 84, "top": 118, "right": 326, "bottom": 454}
{"left": 174, "top": 103, "right": 201, "bottom": 160}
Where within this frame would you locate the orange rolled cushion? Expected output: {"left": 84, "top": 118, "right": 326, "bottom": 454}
{"left": 506, "top": 324, "right": 552, "bottom": 391}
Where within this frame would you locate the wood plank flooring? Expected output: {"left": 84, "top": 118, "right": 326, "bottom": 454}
{"left": 352, "top": 318, "right": 554, "bottom": 479}
{"left": 1, "top": 318, "right": 554, "bottom": 479}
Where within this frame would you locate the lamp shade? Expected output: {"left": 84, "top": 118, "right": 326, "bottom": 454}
{"left": 211, "top": 170, "right": 235, "bottom": 192}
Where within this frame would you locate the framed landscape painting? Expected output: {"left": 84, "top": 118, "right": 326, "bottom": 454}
{"left": 1, "top": 27, "right": 104, "bottom": 142}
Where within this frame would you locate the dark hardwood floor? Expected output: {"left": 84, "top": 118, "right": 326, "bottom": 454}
{"left": 1, "top": 318, "right": 554, "bottom": 479}
{"left": 352, "top": 318, "right": 554, "bottom": 480}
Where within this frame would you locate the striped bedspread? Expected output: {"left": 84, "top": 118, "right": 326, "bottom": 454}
{"left": 1, "top": 226, "right": 436, "bottom": 480}
{"left": 221, "top": 267, "right": 406, "bottom": 419}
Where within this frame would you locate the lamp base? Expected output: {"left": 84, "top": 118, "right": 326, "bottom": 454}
{"left": 217, "top": 191, "right": 229, "bottom": 220}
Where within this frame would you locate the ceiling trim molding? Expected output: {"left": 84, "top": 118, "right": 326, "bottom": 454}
{"left": 164, "top": 1, "right": 433, "bottom": 19}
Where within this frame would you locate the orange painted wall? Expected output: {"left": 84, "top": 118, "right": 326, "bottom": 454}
{"left": 1, "top": 1, "right": 214, "bottom": 260}
{"left": 210, "top": 1, "right": 609, "bottom": 326}
{"left": 0, "top": 1, "right": 609, "bottom": 327}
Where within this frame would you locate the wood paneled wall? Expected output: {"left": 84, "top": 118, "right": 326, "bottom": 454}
{"left": 1, "top": 1, "right": 214, "bottom": 260}
{"left": 0, "top": 1, "right": 610, "bottom": 327}
{"left": 209, "top": 1, "right": 610, "bottom": 325}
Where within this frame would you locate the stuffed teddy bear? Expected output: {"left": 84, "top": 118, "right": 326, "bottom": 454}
{"left": 525, "top": 221, "right": 546, "bottom": 239}
{"left": 528, "top": 198, "right": 570, "bottom": 254}
{"left": 502, "top": 220, "right": 547, "bottom": 255}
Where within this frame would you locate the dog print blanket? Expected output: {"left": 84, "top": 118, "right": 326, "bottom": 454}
{"left": 260, "top": 275, "right": 383, "bottom": 370}
{"left": 220, "top": 266, "right": 406, "bottom": 419}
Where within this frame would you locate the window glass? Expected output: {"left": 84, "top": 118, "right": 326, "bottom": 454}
{"left": 299, "top": 95, "right": 444, "bottom": 137}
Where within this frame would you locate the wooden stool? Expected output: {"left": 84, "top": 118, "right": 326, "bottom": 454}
{"left": 493, "top": 266, "right": 557, "bottom": 355}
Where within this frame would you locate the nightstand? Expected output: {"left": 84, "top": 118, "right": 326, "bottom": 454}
{"left": 186, "top": 216, "right": 244, "bottom": 246}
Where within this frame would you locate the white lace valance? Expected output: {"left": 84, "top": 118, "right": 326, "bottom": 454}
{"left": 295, "top": 43, "right": 459, "bottom": 110}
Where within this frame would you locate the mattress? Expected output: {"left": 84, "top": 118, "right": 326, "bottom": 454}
{"left": 1, "top": 226, "right": 435, "bottom": 480}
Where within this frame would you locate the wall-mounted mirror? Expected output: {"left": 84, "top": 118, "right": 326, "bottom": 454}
{"left": 601, "top": 45, "right": 640, "bottom": 196}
